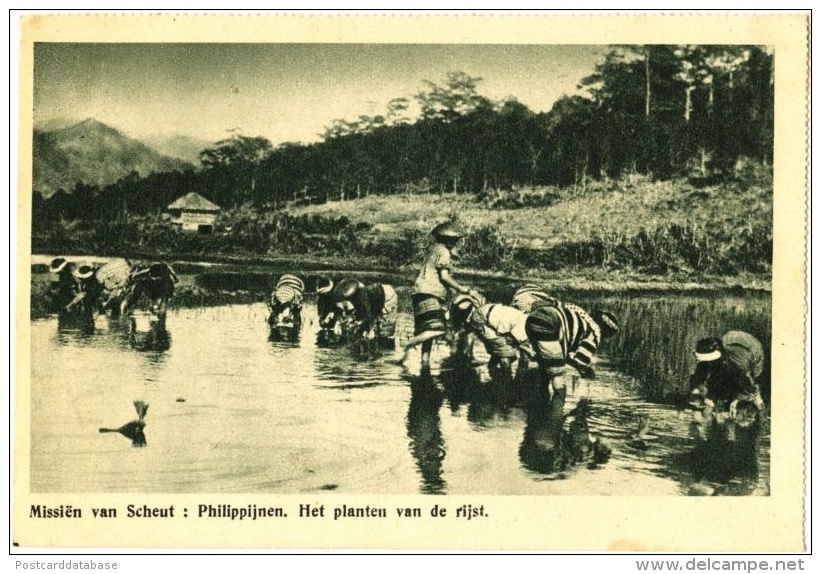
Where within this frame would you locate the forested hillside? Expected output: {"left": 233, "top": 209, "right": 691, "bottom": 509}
{"left": 32, "top": 45, "right": 773, "bottom": 281}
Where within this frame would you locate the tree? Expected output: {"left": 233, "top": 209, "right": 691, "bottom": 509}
{"left": 415, "top": 71, "right": 493, "bottom": 122}
{"left": 200, "top": 133, "right": 273, "bottom": 168}
{"left": 200, "top": 133, "right": 273, "bottom": 206}
{"left": 321, "top": 115, "right": 386, "bottom": 140}
{"left": 386, "top": 97, "right": 414, "bottom": 125}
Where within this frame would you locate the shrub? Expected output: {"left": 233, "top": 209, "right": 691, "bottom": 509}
{"left": 363, "top": 228, "right": 427, "bottom": 266}
{"left": 461, "top": 225, "right": 521, "bottom": 273}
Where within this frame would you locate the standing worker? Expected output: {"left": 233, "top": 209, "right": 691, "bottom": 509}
{"left": 398, "top": 221, "right": 477, "bottom": 371}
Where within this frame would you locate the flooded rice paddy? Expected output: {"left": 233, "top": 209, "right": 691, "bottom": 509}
{"left": 29, "top": 286, "right": 770, "bottom": 496}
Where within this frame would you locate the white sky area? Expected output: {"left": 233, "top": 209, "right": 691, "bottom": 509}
{"left": 33, "top": 43, "right": 607, "bottom": 146}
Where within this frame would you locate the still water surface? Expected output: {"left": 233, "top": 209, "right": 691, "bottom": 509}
{"left": 30, "top": 302, "right": 769, "bottom": 495}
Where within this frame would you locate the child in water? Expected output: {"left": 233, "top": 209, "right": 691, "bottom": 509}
{"left": 398, "top": 221, "right": 477, "bottom": 371}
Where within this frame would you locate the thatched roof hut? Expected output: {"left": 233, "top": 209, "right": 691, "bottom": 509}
{"left": 167, "top": 192, "right": 221, "bottom": 233}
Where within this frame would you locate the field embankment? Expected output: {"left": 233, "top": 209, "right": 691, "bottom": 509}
{"left": 31, "top": 177, "right": 772, "bottom": 290}
{"left": 286, "top": 177, "right": 772, "bottom": 284}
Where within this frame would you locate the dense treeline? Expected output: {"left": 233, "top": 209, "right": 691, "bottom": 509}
{"left": 33, "top": 44, "right": 773, "bottom": 223}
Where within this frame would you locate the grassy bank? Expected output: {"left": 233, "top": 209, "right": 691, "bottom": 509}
{"left": 31, "top": 176, "right": 772, "bottom": 288}
{"left": 288, "top": 176, "right": 772, "bottom": 276}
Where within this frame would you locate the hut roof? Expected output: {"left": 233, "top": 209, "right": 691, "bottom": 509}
{"left": 167, "top": 192, "right": 221, "bottom": 212}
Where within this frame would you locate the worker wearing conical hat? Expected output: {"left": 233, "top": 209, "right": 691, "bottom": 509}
{"left": 398, "top": 221, "right": 477, "bottom": 371}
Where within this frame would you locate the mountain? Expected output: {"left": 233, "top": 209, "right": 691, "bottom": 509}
{"left": 34, "top": 117, "right": 82, "bottom": 132}
{"left": 139, "top": 133, "right": 212, "bottom": 165}
{"left": 33, "top": 119, "right": 194, "bottom": 197}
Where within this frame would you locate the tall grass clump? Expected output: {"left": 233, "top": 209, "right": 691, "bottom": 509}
{"left": 520, "top": 219, "right": 771, "bottom": 276}
{"left": 589, "top": 294, "right": 772, "bottom": 403}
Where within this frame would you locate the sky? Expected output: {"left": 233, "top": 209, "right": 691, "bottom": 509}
{"left": 33, "top": 43, "right": 607, "bottom": 146}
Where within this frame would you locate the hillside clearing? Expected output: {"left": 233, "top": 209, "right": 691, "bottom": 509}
{"left": 285, "top": 180, "right": 772, "bottom": 250}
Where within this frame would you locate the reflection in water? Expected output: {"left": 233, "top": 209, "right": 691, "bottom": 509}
{"left": 98, "top": 400, "right": 149, "bottom": 447}
{"left": 57, "top": 310, "right": 96, "bottom": 337}
{"left": 31, "top": 299, "right": 771, "bottom": 495}
{"left": 689, "top": 414, "right": 761, "bottom": 485}
{"left": 129, "top": 318, "right": 172, "bottom": 353}
{"left": 58, "top": 310, "right": 173, "bottom": 356}
{"left": 268, "top": 326, "right": 301, "bottom": 345}
{"left": 444, "top": 361, "right": 516, "bottom": 426}
{"left": 519, "top": 386, "right": 566, "bottom": 474}
{"left": 315, "top": 328, "right": 344, "bottom": 349}
{"left": 587, "top": 391, "right": 769, "bottom": 496}
{"left": 438, "top": 356, "right": 481, "bottom": 415}
{"left": 468, "top": 373, "right": 515, "bottom": 426}
{"left": 406, "top": 372, "right": 446, "bottom": 494}
{"left": 312, "top": 347, "right": 393, "bottom": 390}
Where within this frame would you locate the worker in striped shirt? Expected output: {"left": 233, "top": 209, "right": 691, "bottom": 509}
{"left": 268, "top": 273, "right": 305, "bottom": 330}
{"left": 510, "top": 284, "right": 558, "bottom": 314}
{"left": 524, "top": 301, "right": 619, "bottom": 398}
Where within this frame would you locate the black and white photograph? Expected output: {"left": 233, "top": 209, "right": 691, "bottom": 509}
{"left": 12, "top": 13, "right": 808, "bottom": 552}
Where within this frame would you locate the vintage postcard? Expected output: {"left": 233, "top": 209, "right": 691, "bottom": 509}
{"left": 12, "top": 13, "right": 809, "bottom": 552}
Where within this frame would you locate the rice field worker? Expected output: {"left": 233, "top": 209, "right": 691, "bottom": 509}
{"left": 326, "top": 278, "right": 365, "bottom": 339}
{"left": 398, "top": 221, "right": 478, "bottom": 371}
{"left": 315, "top": 277, "right": 353, "bottom": 347}
{"left": 524, "top": 300, "right": 619, "bottom": 402}
{"left": 120, "top": 262, "right": 178, "bottom": 319}
{"left": 48, "top": 257, "right": 78, "bottom": 312}
{"left": 268, "top": 273, "right": 305, "bottom": 330}
{"left": 335, "top": 279, "right": 399, "bottom": 348}
{"left": 449, "top": 290, "right": 486, "bottom": 365}
{"left": 65, "top": 262, "right": 104, "bottom": 315}
{"left": 449, "top": 295, "right": 535, "bottom": 380}
{"left": 315, "top": 277, "right": 339, "bottom": 331}
{"left": 94, "top": 258, "right": 133, "bottom": 317}
{"left": 687, "top": 331, "right": 765, "bottom": 437}
{"left": 510, "top": 283, "right": 558, "bottom": 314}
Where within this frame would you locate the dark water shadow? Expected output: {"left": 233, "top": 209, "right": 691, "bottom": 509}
{"left": 315, "top": 328, "right": 345, "bottom": 349}
{"left": 587, "top": 397, "right": 768, "bottom": 496}
{"left": 311, "top": 341, "right": 396, "bottom": 391}
{"left": 519, "top": 390, "right": 615, "bottom": 478}
{"left": 438, "top": 357, "right": 517, "bottom": 426}
{"left": 315, "top": 327, "right": 395, "bottom": 363}
{"left": 518, "top": 384, "right": 566, "bottom": 475}
{"left": 129, "top": 323, "right": 172, "bottom": 354}
{"left": 268, "top": 325, "right": 302, "bottom": 345}
{"left": 405, "top": 370, "right": 446, "bottom": 495}
{"left": 99, "top": 400, "right": 149, "bottom": 447}
{"left": 677, "top": 416, "right": 764, "bottom": 495}
{"left": 102, "top": 312, "right": 173, "bottom": 371}
{"left": 56, "top": 310, "right": 96, "bottom": 338}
